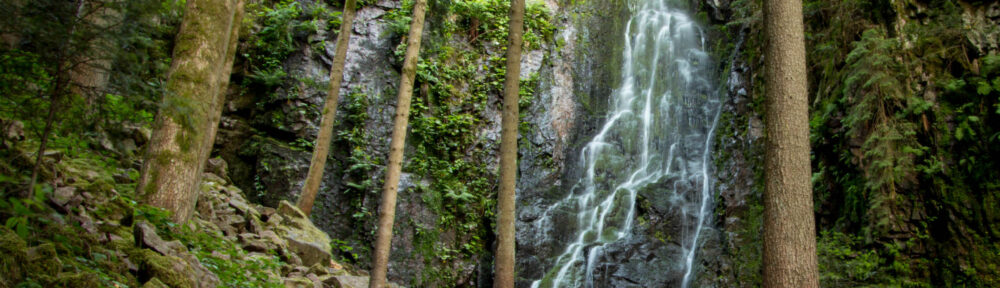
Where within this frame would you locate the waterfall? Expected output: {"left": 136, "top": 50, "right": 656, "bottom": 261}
{"left": 529, "top": 0, "right": 720, "bottom": 286}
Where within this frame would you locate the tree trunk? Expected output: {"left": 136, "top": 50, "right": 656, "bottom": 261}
{"left": 297, "top": 0, "right": 358, "bottom": 215}
{"left": 137, "top": 0, "right": 242, "bottom": 223}
{"left": 27, "top": 68, "right": 68, "bottom": 197}
{"left": 368, "top": 0, "right": 426, "bottom": 286}
{"left": 762, "top": 0, "right": 819, "bottom": 287}
{"left": 494, "top": 0, "right": 524, "bottom": 286}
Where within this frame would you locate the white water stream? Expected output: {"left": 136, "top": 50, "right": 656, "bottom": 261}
{"left": 529, "top": 0, "right": 720, "bottom": 286}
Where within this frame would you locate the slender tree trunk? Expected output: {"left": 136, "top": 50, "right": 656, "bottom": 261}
{"left": 368, "top": 0, "right": 426, "bottom": 286}
{"left": 494, "top": 0, "right": 524, "bottom": 286}
{"left": 762, "top": 0, "right": 819, "bottom": 287}
{"left": 137, "top": 0, "right": 241, "bottom": 223}
{"left": 27, "top": 70, "right": 67, "bottom": 197}
{"left": 26, "top": 0, "right": 84, "bottom": 196}
{"left": 297, "top": 0, "right": 358, "bottom": 215}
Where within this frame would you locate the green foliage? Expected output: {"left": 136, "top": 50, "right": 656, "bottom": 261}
{"left": 817, "top": 231, "right": 882, "bottom": 286}
{"left": 0, "top": 184, "right": 52, "bottom": 238}
{"left": 0, "top": 0, "right": 177, "bottom": 138}
{"left": 802, "top": 0, "right": 1000, "bottom": 285}
{"left": 243, "top": 0, "right": 341, "bottom": 88}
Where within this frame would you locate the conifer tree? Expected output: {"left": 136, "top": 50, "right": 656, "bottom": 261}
{"left": 762, "top": 0, "right": 819, "bottom": 286}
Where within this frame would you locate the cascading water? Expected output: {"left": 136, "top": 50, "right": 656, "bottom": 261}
{"left": 528, "top": 0, "right": 720, "bottom": 287}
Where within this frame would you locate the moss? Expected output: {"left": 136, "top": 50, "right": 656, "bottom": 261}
{"left": 133, "top": 249, "right": 194, "bottom": 288}
{"left": 52, "top": 272, "right": 101, "bottom": 288}
{"left": 26, "top": 243, "right": 62, "bottom": 276}
{"left": 142, "top": 277, "right": 169, "bottom": 288}
{"left": 0, "top": 227, "right": 27, "bottom": 287}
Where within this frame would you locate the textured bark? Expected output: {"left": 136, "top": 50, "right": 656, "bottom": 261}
{"left": 297, "top": 0, "right": 358, "bottom": 215}
{"left": 368, "top": 0, "right": 426, "bottom": 287}
{"left": 762, "top": 0, "right": 820, "bottom": 287}
{"left": 494, "top": 0, "right": 524, "bottom": 286}
{"left": 137, "top": 0, "right": 241, "bottom": 223}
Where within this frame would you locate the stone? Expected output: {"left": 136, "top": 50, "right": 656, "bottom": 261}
{"left": 272, "top": 201, "right": 332, "bottom": 267}
{"left": 27, "top": 243, "right": 62, "bottom": 275}
{"left": 1, "top": 118, "right": 24, "bottom": 142}
{"left": 309, "top": 263, "right": 329, "bottom": 276}
{"left": 50, "top": 186, "right": 82, "bottom": 209}
{"left": 277, "top": 200, "right": 307, "bottom": 219}
{"left": 205, "top": 157, "right": 229, "bottom": 181}
{"left": 135, "top": 249, "right": 195, "bottom": 288}
{"left": 134, "top": 221, "right": 173, "bottom": 255}
{"left": 230, "top": 197, "right": 251, "bottom": 214}
{"left": 259, "top": 230, "right": 287, "bottom": 247}
{"left": 54, "top": 272, "right": 101, "bottom": 288}
{"left": 113, "top": 173, "right": 133, "bottom": 184}
{"left": 323, "top": 275, "right": 370, "bottom": 288}
{"left": 243, "top": 239, "right": 271, "bottom": 253}
{"left": 283, "top": 276, "right": 314, "bottom": 288}
{"left": 142, "top": 278, "right": 169, "bottom": 288}
{"left": 138, "top": 248, "right": 220, "bottom": 288}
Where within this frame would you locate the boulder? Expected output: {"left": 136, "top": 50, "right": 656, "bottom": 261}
{"left": 323, "top": 275, "right": 370, "bottom": 288}
{"left": 141, "top": 278, "right": 169, "bottom": 288}
{"left": 205, "top": 158, "right": 229, "bottom": 182}
{"left": 134, "top": 221, "right": 173, "bottom": 255}
{"left": 283, "top": 276, "right": 314, "bottom": 288}
{"left": 133, "top": 221, "right": 220, "bottom": 288}
{"left": 26, "top": 243, "right": 62, "bottom": 275}
{"left": 273, "top": 201, "right": 332, "bottom": 267}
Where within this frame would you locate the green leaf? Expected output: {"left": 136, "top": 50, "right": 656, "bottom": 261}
{"left": 977, "top": 79, "right": 992, "bottom": 96}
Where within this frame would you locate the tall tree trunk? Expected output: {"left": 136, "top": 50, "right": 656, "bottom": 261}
{"left": 297, "top": 0, "right": 358, "bottom": 215}
{"left": 494, "top": 0, "right": 524, "bottom": 286}
{"left": 137, "top": 0, "right": 242, "bottom": 223}
{"left": 762, "top": 0, "right": 819, "bottom": 287}
{"left": 368, "top": 0, "right": 426, "bottom": 286}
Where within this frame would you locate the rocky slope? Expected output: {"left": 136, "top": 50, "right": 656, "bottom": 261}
{"left": 0, "top": 128, "right": 391, "bottom": 288}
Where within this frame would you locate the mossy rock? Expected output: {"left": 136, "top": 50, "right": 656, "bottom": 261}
{"left": 133, "top": 249, "right": 194, "bottom": 288}
{"left": 0, "top": 227, "right": 27, "bottom": 288}
{"left": 52, "top": 272, "right": 101, "bottom": 288}
{"left": 26, "top": 243, "right": 62, "bottom": 276}
{"left": 141, "top": 277, "right": 169, "bottom": 288}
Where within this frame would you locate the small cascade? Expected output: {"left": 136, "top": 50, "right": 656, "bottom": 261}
{"left": 528, "top": 0, "right": 721, "bottom": 286}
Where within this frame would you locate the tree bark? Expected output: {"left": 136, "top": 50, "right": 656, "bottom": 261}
{"left": 297, "top": 0, "right": 358, "bottom": 215}
{"left": 368, "top": 0, "right": 426, "bottom": 287}
{"left": 762, "top": 0, "right": 820, "bottom": 287}
{"left": 137, "top": 0, "right": 242, "bottom": 223}
{"left": 494, "top": 0, "right": 524, "bottom": 286}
